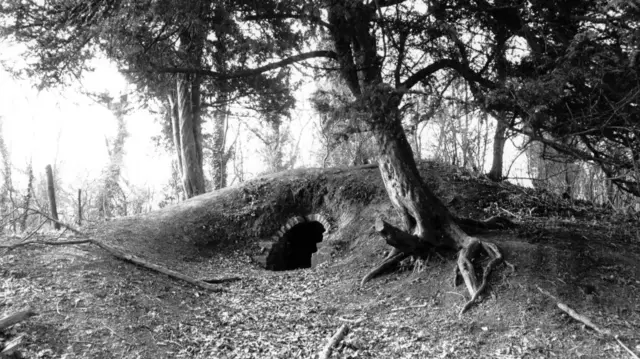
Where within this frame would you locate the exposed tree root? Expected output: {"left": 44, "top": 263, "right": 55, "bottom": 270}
{"left": 365, "top": 217, "right": 506, "bottom": 315}
{"left": 455, "top": 215, "right": 516, "bottom": 234}
{"left": 457, "top": 239, "right": 502, "bottom": 315}
{"left": 360, "top": 249, "right": 408, "bottom": 286}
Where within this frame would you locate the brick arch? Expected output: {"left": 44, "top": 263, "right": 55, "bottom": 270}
{"left": 254, "top": 213, "right": 333, "bottom": 270}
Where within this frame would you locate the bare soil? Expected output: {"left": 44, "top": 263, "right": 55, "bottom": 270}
{"left": 1, "top": 161, "right": 640, "bottom": 358}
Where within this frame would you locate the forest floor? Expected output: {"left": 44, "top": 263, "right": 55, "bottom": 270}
{"left": 1, "top": 162, "right": 640, "bottom": 358}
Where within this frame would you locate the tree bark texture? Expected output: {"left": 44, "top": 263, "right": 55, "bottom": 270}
{"left": 363, "top": 88, "right": 503, "bottom": 314}
{"left": 366, "top": 87, "right": 466, "bottom": 250}
{"left": 20, "top": 160, "right": 34, "bottom": 232}
{"left": 488, "top": 116, "right": 508, "bottom": 181}
{"left": 77, "top": 189, "right": 82, "bottom": 226}
{"left": 211, "top": 93, "right": 229, "bottom": 190}
{"left": 325, "top": 2, "right": 505, "bottom": 313}
{"left": 174, "top": 74, "right": 206, "bottom": 198}
{"left": 45, "top": 164, "right": 60, "bottom": 230}
{"left": 98, "top": 96, "right": 128, "bottom": 218}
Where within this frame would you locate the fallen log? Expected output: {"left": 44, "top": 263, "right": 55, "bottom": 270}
{"left": 0, "top": 218, "right": 235, "bottom": 292}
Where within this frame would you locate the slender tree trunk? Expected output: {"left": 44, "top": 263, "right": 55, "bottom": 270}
{"left": 97, "top": 96, "right": 129, "bottom": 218}
{"left": 211, "top": 94, "right": 229, "bottom": 190}
{"left": 77, "top": 189, "right": 82, "bottom": 226}
{"left": 488, "top": 117, "right": 508, "bottom": 181}
{"left": 45, "top": 164, "right": 60, "bottom": 230}
{"left": 20, "top": 159, "right": 34, "bottom": 232}
{"left": 174, "top": 74, "right": 206, "bottom": 198}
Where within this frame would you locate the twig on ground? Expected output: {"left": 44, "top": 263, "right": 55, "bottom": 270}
{"left": 318, "top": 324, "right": 349, "bottom": 359}
{"left": 537, "top": 286, "right": 610, "bottom": 334}
{"left": 101, "top": 326, "right": 133, "bottom": 344}
{"left": 615, "top": 336, "right": 640, "bottom": 359}
{"left": 0, "top": 334, "right": 25, "bottom": 356}
{"left": 537, "top": 286, "right": 639, "bottom": 359}
{"left": 0, "top": 239, "right": 93, "bottom": 250}
{"left": 500, "top": 207, "right": 521, "bottom": 220}
{"left": 391, "top": 302, "right": 429, "bottom": 312}
{"left": 0, "top": 308, "right": 37, "bottom": 331}
{"left": 445, "top": 291, "right": 465, "bottom": 299}
{"left": 200, "top": 277, "right": 242, "bottom": 284}
{"left": 337, "top": 317, "right": 364, "bottom": 324}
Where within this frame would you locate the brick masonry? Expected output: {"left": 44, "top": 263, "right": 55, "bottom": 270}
{"left": 254, "top": 213, "right": 333, "bottom": 269}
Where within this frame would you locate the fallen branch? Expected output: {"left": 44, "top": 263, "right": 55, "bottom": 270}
{"left": 26, "top": 208, "right": 83, "bottom": 235}
{"left": 0, "top": 308, "right": 36, "bottom": 331}
{"left": 89, "top": 240, "right": 226, "bottom": 292}
{"left": 537, "top": 286, "right": 639, "bottom": 359}
{"left": 0, "top": 239, "right": 92, "bottom": 250}
{"left": 337, "top": 317, "right": 365, "bottom": 324}
{"left": 1, "top": 334, "right": 25, "bottom": 356}
{"left": 200, "top": 277, "right": 242, "bottom": 284}
{"left": 318, "top": 324, "right": 349, "bottom": 359}
{"left": 391, "top": 302, "right": 429, "bottom": 312}
{"left": 0, "top": 221, "right": 229, "bottom": 292}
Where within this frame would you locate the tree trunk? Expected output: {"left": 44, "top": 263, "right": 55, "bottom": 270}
{"left": 45, "top": 164, "right": 60, "bottom": 230}
{"left": 97, "top": 96, "right": 129, "bottom": 218}
{"left": 368, "top": 94, "right": 462, "bottom": 250}
{"left": 363, "top": 88, "right": 503, "bottom": 314}
{"left": 211, "top": 94, "right": 229, "bottom": 190}
{"left": 20, "top": 159, "right": 34, "bottom": 232}
{"left": 77, "top": 189, "right": 82, "bottom": 226}
{"left": 488, "top": 116, "right": 508, "bottom": 181}
{"left": 174, "top": 74, "right": 206, "bottom": 198}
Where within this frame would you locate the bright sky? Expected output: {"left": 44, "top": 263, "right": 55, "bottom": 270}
{"left": 0, "top": 58, "right": 171, "bottom": 193}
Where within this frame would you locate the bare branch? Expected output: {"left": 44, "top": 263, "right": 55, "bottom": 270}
{"left": 400, "top": 59, "right": 495, "bottom": 93}
{"left": 243, "top": 13, "right": 332, "bottom": 29}
{"left": 157, "top": 51, "right": 337, "bottom": 79}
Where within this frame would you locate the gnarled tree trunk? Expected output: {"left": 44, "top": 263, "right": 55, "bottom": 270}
{"left": 362, "top": 87, "right": 503, "bottom": 314}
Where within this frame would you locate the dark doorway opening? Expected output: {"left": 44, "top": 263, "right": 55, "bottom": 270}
{"left": 270, "top": 221, "right": 325, "bottom": 271}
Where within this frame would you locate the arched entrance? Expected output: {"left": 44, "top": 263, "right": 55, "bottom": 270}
{"left": 267, "top": 221, "right": 326, "bottom": 271}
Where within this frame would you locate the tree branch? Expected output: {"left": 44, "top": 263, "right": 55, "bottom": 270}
{"left": 401, "top": 59, "right": 495, "bottom": 92}
{"left": 370, "top": 0, "right": 408, "bottom": 8}
{"left": 243, "top": 13, "right": 332, "bottom": 29}
{"left": 157, "top": 51, "right": 337, "bottom": 79}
